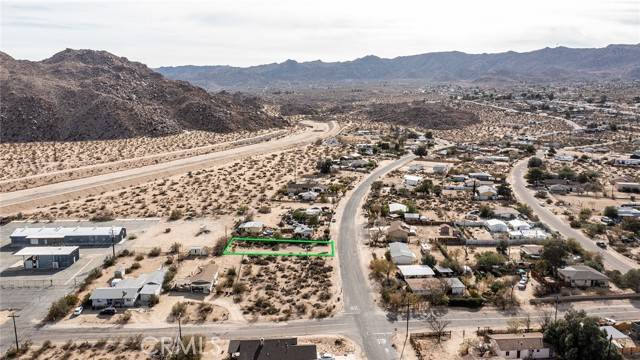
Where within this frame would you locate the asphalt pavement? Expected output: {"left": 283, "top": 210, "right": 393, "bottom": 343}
{"left": 509, "top": 156, "right": 637, "bottom": 273}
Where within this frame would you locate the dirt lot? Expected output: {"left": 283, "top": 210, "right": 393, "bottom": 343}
{"left": 434, "top": 102, "right": 573, "bottom": 144}
{"left": 25, "top": 142, "right": 351, "bottom": 220}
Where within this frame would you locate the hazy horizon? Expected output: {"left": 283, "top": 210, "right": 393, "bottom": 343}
{"left": 2, "top": 0, "right": 639, "bottom": 67}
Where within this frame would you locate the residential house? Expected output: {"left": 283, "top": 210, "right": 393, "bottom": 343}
{"left": 389, "top": 202, "right": 409, "bottom": 214}
{"left": 90, "top": 288, "right": 139, "bottom": 308}
{"left": 305, "top": 207, "right": 322, "bottom": 217}
{"left": 469, "top": 172, "right": 494, "bottom": 181}
{"left": 485, "top": 219, "right": 509, "bottom": 233}
{"left": 286, "top": 181, "right": 327, "bottom": 195}
{"left": 299, "top": 191, "right": 319, "bottom": 201}
{"left": 489, "top": 332, "right": 551, "bottom": 359}
{"left": 508, "top": 219, "right": 531, "bottom": 231}
{"left": 387, "top": 221, "right": 412, "bottom": 242}
{"left": 294, "top": 225, "right": 314, "bottom": 239}
{"left": 138, "top": 269, "right": 166, "bottom": 304}
{"left": 558, "top": 265, "right": 609, "bottom": 288}
{"left": 548, "top": 184, "right": 573, "bottom": 194}
{"left": 187, "top": 262, "right": 219, "bottom": 294}
{"left": 397, "top": 265, "right": 435, "bottom": 279}
{"left": 616, "top": 182, "right": 640, "bottom": 192}
{"left": 237, "top": 221, "right": 265, "bottom": 235}
{"left": 403, "top": 174, "right": 423, "bottom": 188}
{"left": 476, "top": 185, "right": 498, "bottom": 200}
{"left": 494, "top": 207, "right": 520, "bottom": 220}
{"left": 227, "top": 338, "right": 317, "bottom": 360}
{"left": 600, "top": 326, "right": 638, "bottom": 355}
{"left": 432, "top": 164, "right": 448, "bottom": 175}
{"left": 509, "top": 229, "right": 549, "bottom": 241}
{"left": 13, "top": 246, "right": 79, "bottom": 270}
{"left": 520, "top": 245, "right": 543, "bottom": 259}
{"left": 405, "top": 278, "right": 445, "bottom": 296}
{"left": 389, "top": 242, "right": 417, "bottom": 265}
{"left": 404, "top": 213, "right": 427, "bottom": 224}
{"left": 407, "top": 164, "right": 424, "bottom": 173}
{"left": 449, "top": 175, "right": 468, "bottom": 183}
{"left": 617, "top": 207, "right": 640, "bottom": 218}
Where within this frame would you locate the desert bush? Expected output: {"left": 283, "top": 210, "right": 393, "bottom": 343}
{"left": 148, "top": 247, "right": 161, "bottom": 257}
{"left": 171, "top": 302, "right": 188, "bottom": 318}
{"left": 168, "top": 209, "right": 183, "bottom": 221}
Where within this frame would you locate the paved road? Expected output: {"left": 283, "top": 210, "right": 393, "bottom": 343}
{"left": 337, "top": 154, "right": 417, "bottom": 360}
{"left": 0, "top": 121, "right": 339, "bottom": 216}
{"left": 509, "top": 156, "right": 637, "bottom": 273}
{"left": 2, "top": 152, "right": 638, "bottom": 355}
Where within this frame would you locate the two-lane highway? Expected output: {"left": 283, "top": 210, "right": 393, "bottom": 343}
{"left": 0, "top": 121, "right": 339, "bottom": 216}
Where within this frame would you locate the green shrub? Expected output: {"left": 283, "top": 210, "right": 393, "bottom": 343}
{"left": 448, "top": 296, "right": 485, "bottom": 308}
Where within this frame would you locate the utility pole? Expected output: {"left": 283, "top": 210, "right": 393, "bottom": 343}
{"left": 400, "top": 296, "right": 410, "bottom": 359}
{"left": 554, "top": 295, "right": 559, "bottom": 321}
{"left": 606, "top": 334, "right": 613, "bottom": 359}
{"left": 177, "top": 315, "right": 183, "bottom": 342}
{"left": 9, "top": 313, "right": 19, "bottom": 351}
{"left": 110, "top": 227, "right": 116, "bottom": 259}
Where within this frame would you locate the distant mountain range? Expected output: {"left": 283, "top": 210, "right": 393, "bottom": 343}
{"left": 0, "top": 49, "right": 285, "bottom": 142}
{"left": 156, "top": 44, "right": 640, "bottom": 90}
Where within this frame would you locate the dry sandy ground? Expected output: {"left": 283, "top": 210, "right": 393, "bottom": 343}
{"left": 0, "top": 310, "right": 10, "bottom": 326}
{"left": 0, "top": 127, "right": 294, "bottom": 181}
{"left": 393, "top": 329, "right": 464, "bottom": 360}
{"left": 435, "top": 102, "right": 573, "bottom": 144}
{"left": 0, "top": 127, "right": 305, "bottom": 192}
{"left": 25, "top": 142, "right": 350, "bottom": 220}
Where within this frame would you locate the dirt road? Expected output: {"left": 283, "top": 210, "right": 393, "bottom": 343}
{"left": 0, "top": 121, "right": 339, "bottom": 216}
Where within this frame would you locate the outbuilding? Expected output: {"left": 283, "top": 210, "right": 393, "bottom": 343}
{"left": 13, "top": 246, "right": 79, "bottom": 270}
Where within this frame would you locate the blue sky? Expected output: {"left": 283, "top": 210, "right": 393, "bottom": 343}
{"left": 1, "top": 0, "right": 638, "bottom": 67}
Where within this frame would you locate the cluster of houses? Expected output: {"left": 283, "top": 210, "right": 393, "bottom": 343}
{"left": 393, "top": 261, "right": 467, "bottom": 297}
{"left": 90, "top": 262, "right": 220, "bottom": 309}
{"left": 484, "top": 218, "right": 550, "bottom": 242}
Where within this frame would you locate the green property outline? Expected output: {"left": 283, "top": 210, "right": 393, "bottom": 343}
{"left": 223, "top": 237, "right": 334, "bottom": 257}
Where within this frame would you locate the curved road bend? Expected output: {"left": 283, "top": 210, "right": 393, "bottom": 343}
{"left": 509, "top": 157, "right": 637, "bottom": 273}
{"left": 338, "top": 154, "right": 417, "bottom": 360}
{"left": 0, "top": 121, "right": 339, "bottom": 216}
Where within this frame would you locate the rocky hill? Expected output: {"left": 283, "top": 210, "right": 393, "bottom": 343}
{"left": 0, "top": 49, "right": 286, "bottom": 142}
{"left": 156, "top": 44, "right": 640, "bottom": 89}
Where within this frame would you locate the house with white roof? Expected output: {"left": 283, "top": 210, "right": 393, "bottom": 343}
{"left": 403, "top": 174, "right": 423, "bottom": 188}
{"left": 397, "top": 265, "right": 435, "bottom": 278}
{"left": 558, "top": 265, "right": 609, "bottom": 288}
{"left": 476, "top": 185, "right": 498, "bottom": 200}
{"left": 389, "top": 202, "right": 409, "bottom": 214}
{"left": 485, "top": 219, "right": 509, "bottom": 233}
{"left": 237, "top": 221, "right": 265, "bottom": 235}
{"left": 508, "top": 219, "right": 531, "bottom": 231}
{"left": 389, "top": 242, "right": 416, "bottom": 265}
